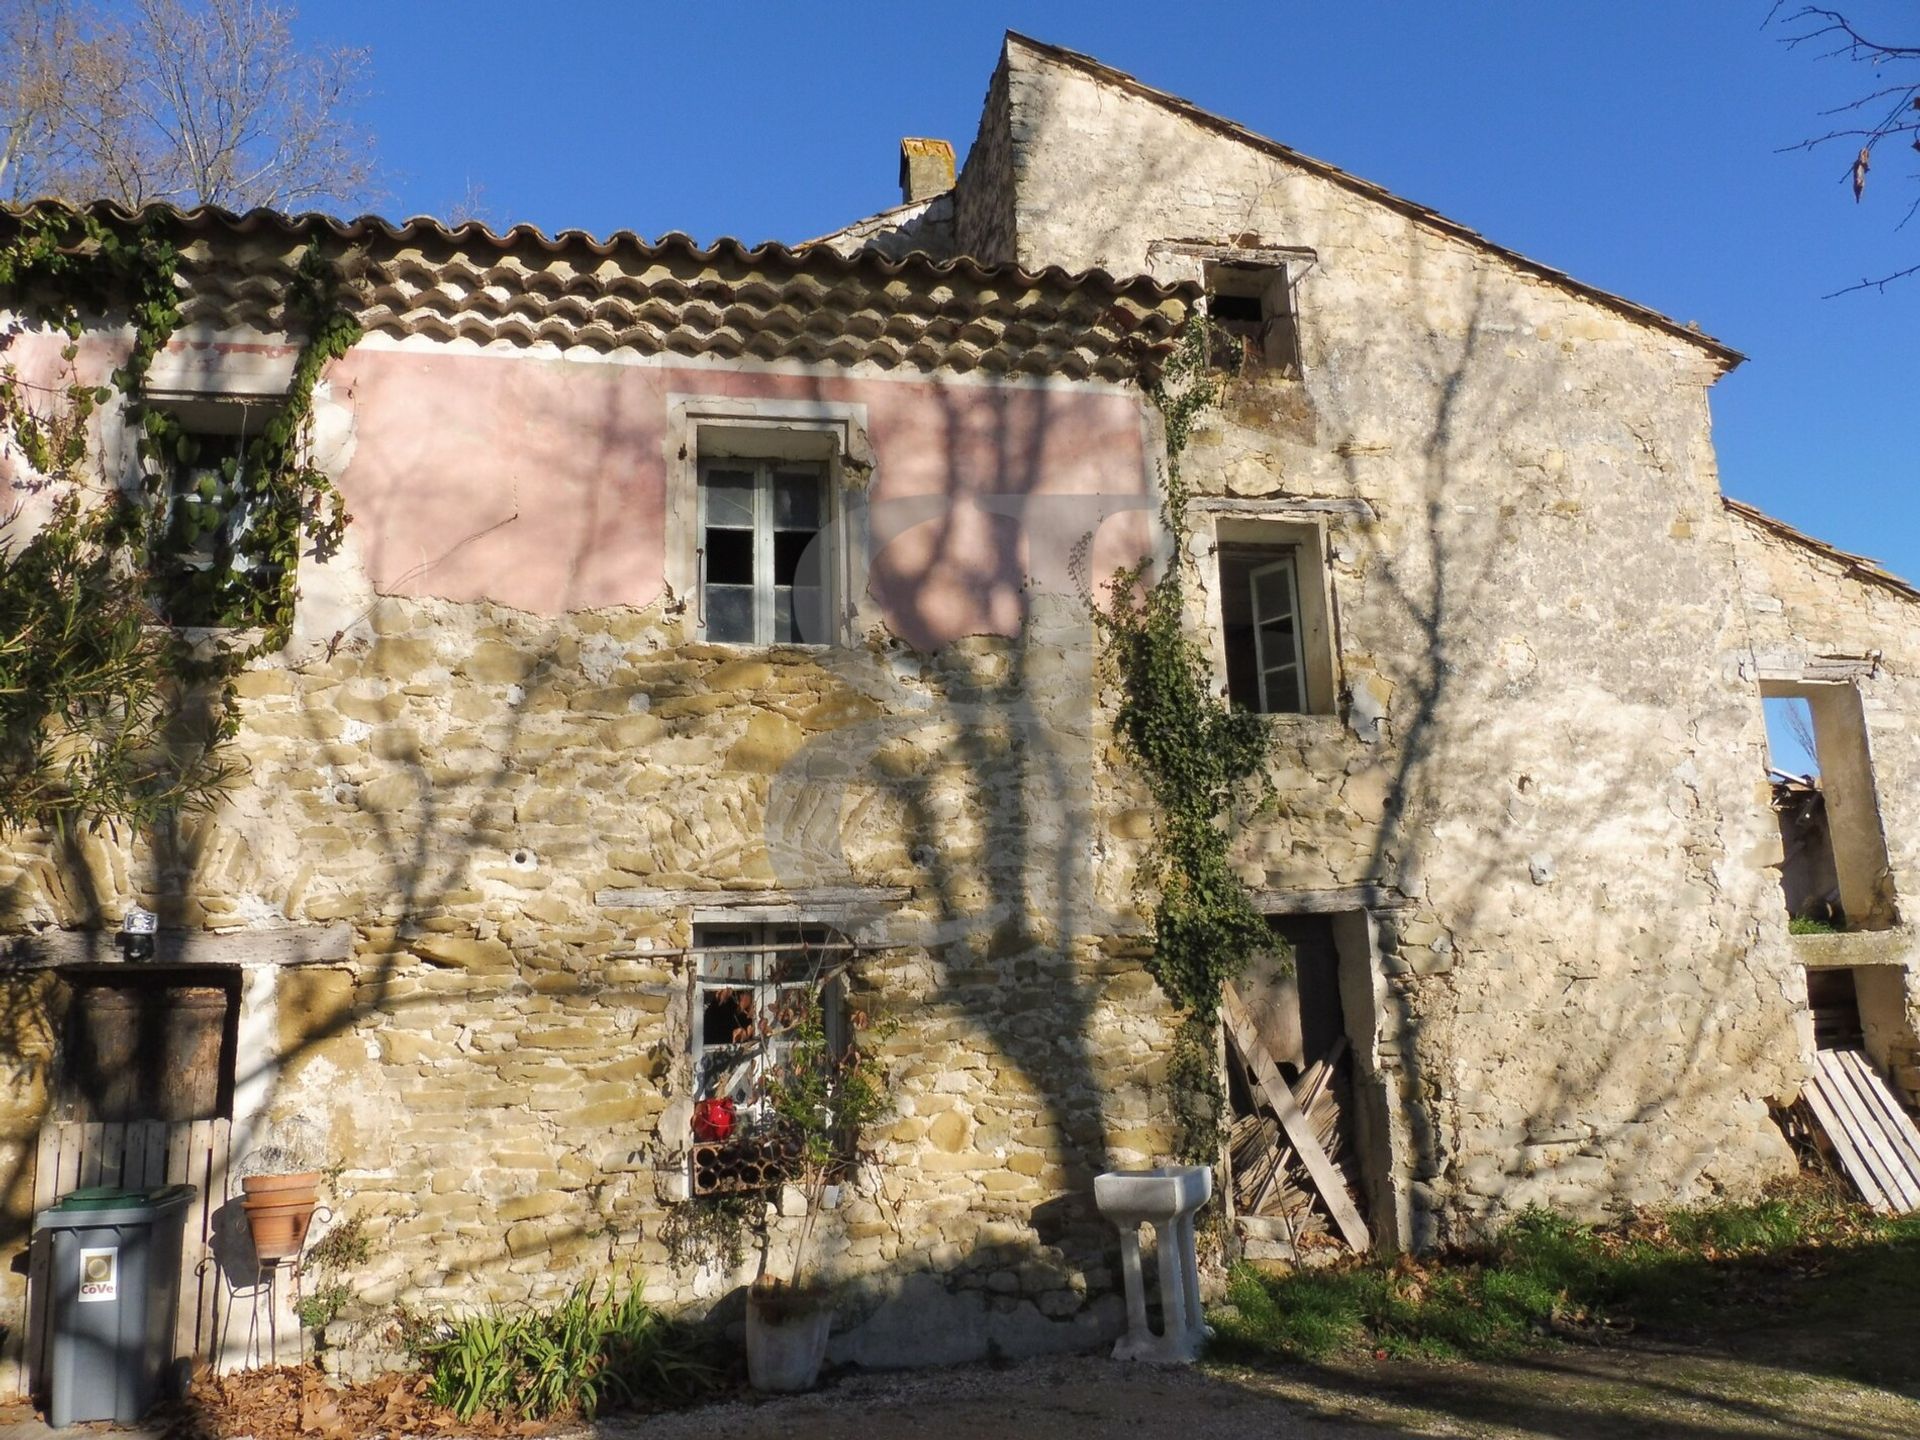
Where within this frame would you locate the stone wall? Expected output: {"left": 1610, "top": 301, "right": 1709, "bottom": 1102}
{"left": 974, "top": 38, "right": 1809, "bottom": 1242}
{"left": 0, "top": 329, "right": 1175, "bottom": 1378}
{"left": 1727, "top": 504, "right": 1920, "bottom": 1096}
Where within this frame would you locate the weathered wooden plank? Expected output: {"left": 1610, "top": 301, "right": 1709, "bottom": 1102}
{"left": 1824, "top": 1054, "right": 1918, "bottom": 1211}
{"left": 1223, "top": 985, "right": 1370, "bottom": 1251}
{"left": 1806, "top": 1055, "right": 1893, "bottom": 1211}
{"left": 22, "top": 1126, "right": 63, "bottom": 1398}
{"left": 188, "top": 1120, "right": 218, "bottom": 1370}
{"left": 1838, "top": 1050, "right": 1920, "bottom": 1175}
{"left": 594, "top": 885, "right": 913, "bottom": 911}
{"left": 30, "top": 1126, "right": 60, "bottom": 1213}
{"left": 54, "top": 1123, "right": 81, "bottom": 1199}
{"left": 169, "top": 1125, "right": 197, "bottom": 1367}
{"left": 9, "top": 923, "right": 353, "bottom": 970}
{"left": 139, "top": 1120, "right": 169, "bottom": 1190}
{"left": 1251, "top": 886, "right": 1401, "bottom": 916}
{"left": 97, "top": 1122, "right": 125, "bottom": 1190}
{"left": 76, "top": 1123, "right": 104, "bottom": 1188}
{"left": 1832, "top": 1051, "right": 1920, "bottom": 1211}
{"left": 195, "top": 1118, "right": 231, "bottom": 1372}
{"left": 1188, "top": 496, "right": 1378, "bottom": 521}
{"left": 1815, "top": 1056, "right": 1903, "bottom": 1209}
{"left": 1801, "top": 1078, "right": 1885, "bottom": 1210}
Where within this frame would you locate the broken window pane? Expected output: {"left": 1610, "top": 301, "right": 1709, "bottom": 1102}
{"left": 698, "top": 456, "right": 832, "bottom": 645}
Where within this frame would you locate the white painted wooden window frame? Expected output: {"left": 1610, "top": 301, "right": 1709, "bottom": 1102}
{"left": 688, "top": 922, "right": 847, "bottom": 1107}
{"left": 1247, "top": 552, "right": 1308, "bottom": 714}
{"left": 697, "top": 456, "right": 832, "bottom": 646}
{"left": 664, "top": 396, "right": 876, "bottom": 649}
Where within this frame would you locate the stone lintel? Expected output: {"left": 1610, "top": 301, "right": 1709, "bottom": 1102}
{"left": 1188, "top": 496, "right": 1377, "bottom": 521}
{"left": 1790, "top": 927, "right": 1916, "bottom": 970}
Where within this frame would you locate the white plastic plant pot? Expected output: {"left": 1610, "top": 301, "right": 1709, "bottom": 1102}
{"left": 745, "top": 1286, "right": 832, "bottom": 1392}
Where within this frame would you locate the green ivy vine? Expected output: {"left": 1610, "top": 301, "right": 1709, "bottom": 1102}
{"left": 1100, "top": 316, "right": 1283, "bottom": 1163}
{"left": 0, "top": 208, "right": 362, "bottom": 832}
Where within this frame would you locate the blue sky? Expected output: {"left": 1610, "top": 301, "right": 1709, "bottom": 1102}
{"left": 291, "top": 1, "right": 1916, "bottom": 633}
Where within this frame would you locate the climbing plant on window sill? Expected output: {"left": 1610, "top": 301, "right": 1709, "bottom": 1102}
{"left": 1096, "top": 315, "right": 1286, "bottom": 1164}
{"left": 0, "top": 209, "right": 362, "bottom": 833}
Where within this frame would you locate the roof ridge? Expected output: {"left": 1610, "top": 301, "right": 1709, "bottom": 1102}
{"left": 1001, "top": 31, "right": 1742, "bottom": 371}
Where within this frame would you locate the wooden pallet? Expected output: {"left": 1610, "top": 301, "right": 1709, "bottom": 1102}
{"left": 20, "top": 1119, "right": 231, "bottom": 1400}
{"left": 1802, "top": 1048, "right": 1920, "bottom": 1214}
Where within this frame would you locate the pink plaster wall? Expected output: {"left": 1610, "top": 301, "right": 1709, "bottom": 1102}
{"left": 329, "top": 349, "right": 1154, "bottom": 649}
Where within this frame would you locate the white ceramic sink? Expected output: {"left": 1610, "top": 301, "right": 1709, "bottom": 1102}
{"left": 1095, "top": 1165, "right": 1214, "bottom": 1363}
{"left": 1094, "top": 1165, "right": 1213, "bottom": 1225}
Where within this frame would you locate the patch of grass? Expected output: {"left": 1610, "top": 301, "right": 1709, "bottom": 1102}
{"left": 1213, "top": 1183, "right": 1920, "bottom": 1366}
{"left": 417, "top": 1280, "right": 719, "bottom": 1422}
{"left": 1789, "top": 915, "right": 1843, "bottom": 935}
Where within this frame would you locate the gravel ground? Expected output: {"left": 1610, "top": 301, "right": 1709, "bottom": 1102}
{"left": 593, "top": 1354, "right": 1379, "bottom": 1440}
{"left": 585, "top": 1344, "right": 1920, "bottom": 1440}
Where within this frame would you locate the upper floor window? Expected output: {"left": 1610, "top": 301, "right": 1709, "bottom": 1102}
{"left": 1205, "top": 261, "right": 1301, "bottom": 379}
{"left": 155, "top": 422, "right": 277, "bottom": 628}
{"left": 699, "top": 458, "right": 831, "bottom": 645}
{"left": 1213, "top": 517, "right": 1337, "bottom": 717}
{"left": 1221, "top": 546, "right": 1306, "bottom": 713}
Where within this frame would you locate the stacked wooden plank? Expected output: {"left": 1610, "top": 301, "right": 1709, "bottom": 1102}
{"left": 22, "top": 1119, "right": 231, "bottom": 1399}
{"left": 1801, "top": 1048, "right": 1920, "bottom": 1213}
{"left": 1222, "top": 984, "right": 1370, "bottom": 1251}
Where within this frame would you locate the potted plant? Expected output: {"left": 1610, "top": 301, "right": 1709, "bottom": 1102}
{"left": 743, "top": 987, "right": 890, "bottom": 1393}
{"left": 234, "top": 1126, "right": 326, "bottom": 1264}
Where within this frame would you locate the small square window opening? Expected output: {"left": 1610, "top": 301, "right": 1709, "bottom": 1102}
{"left": 700, "top": 458, "right": 831, "bottom": 644}
{"left": 1205, "top": 262, "right": 1301, "bottom": 378}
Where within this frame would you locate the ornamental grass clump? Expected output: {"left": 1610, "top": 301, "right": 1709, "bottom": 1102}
{"left": 418, "top": 1281, "right": 718, "bottom": 1422}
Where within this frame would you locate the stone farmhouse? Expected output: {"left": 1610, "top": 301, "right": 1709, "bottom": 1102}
{"left": 3, "top": 31, "right": 1919, "bottom": 1383}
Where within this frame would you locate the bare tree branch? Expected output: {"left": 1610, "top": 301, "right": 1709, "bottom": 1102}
{"left": 1773, "top": 6, "right": 1920, "bottom": 289}
{"left": 0, "top": 0, "right": 380, "bottom": 210}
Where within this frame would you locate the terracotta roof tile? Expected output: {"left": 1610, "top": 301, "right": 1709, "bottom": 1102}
{"left": 2, "top": 201, "right": 1195, "bottom": 384}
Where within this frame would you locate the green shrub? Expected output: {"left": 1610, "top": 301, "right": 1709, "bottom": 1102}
{"left": 418, "top": 1281, "right": 717, "bottom": 1421}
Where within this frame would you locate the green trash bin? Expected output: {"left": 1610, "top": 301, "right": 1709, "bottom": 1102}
{"left": 34, "top": 1183, "right": 196, "bottom": 1428}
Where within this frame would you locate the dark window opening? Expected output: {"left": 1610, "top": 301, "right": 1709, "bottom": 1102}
{"left": 1224, "top": 915, "right": 1369, "bottom": 1241}
{"left": 156, "top": 425, "right": 280, "bottom": 628}
{"left": 1808, "top": 968, "right": 1864, "bottom": 1052}
{"left": 1205, "top": 263, "right": 1301, "bottom": 378}
{"left": 1762, "top": 682, "right": 1895, "bottom": 931}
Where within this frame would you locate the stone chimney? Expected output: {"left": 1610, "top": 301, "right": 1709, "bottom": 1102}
{"left": 898, "top": 138, "right": 956, "bottom": 205}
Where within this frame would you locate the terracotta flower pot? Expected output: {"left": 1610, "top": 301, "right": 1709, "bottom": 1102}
{"left": 242, "top": 1171, "right": 320, "bottom": 1200}
{"left": 241, "top": 1175, "right": 320, "bottom": 1262}
{"left": 243, "top": 1196, "right": 317, "bottom": 1261}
